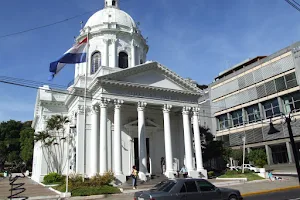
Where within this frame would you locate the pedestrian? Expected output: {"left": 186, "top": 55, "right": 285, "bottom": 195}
{"left": 160, "top": 157, "right": 166, "bottom": 174}
{"left": 131, "top": 166, "right": 138, "bottom": 189}
{"left": 180, "top": 165, "right": 188, "bottom": 178}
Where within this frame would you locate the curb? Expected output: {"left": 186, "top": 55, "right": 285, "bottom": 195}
{"left": 242, "top": 185, "right": 300, "bottom": 197}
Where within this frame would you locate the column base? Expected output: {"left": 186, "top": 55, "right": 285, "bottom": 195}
{"left": 138, "top": 172, "right": 147, "bottom": 181}
{"left": 115, "top": 174, "right": 126, "bottom": 185}
{"left": 188, "top": 169, "right": 208, "bottom": 179}
{"left": 164, "top": 171, "right": 176, "bottom": 179}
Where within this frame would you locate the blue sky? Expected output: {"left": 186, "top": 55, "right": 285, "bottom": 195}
{"left": 0, "top": 0, "right": 299, "bottom": 122}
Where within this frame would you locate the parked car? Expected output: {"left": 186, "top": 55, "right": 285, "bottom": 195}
{"left": 133, "top": 178, "right": 243, "bottom": 200}
{"left": 241, "top": 164, "right": 260, "bottom": 172}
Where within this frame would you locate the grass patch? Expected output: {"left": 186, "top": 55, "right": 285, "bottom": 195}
{"left": 219, "top": 173, "right": 264, "bottom": 181}
{"left": 53, "top": 184, "right": 121, "bottom": 196}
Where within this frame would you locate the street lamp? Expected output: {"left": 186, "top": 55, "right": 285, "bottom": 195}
{"left": 268, "top": 113, "right": 300, "bottom": 184}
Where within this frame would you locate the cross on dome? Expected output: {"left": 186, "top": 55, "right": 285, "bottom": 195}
{"left": 104, "top": 0, "right": 119, "bottom": 8}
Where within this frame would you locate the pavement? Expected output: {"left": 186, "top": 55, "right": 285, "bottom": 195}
{"left": 0, "top": 176, "right": 59, "bottom": 200}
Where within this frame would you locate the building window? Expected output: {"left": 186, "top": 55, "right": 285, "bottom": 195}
{"left": 140, "top": 59, "right": 143, "bottom": 64}
{"left": 263, "top": 98, "right": 280, "bottom": 119}
{"left": 246, "top": 104, "right": 261, "bottom": 123}
{"left": 230, "top": 109, "right": 243, "bottom": 127}
{"left": 119, "top": 52, "right": 128, "bottom": 69}
{"left": 91, "top": 52, "right": 101, "bottom": 74}
{"left": 217, "top": 114, "right": 229, "bottom": 130}
{"left": 285, "top": 72, "right": 298, "bottom": 89}
{"left": 112, "top": 0, "right": 116, "bottom": 6}
{"left": 282, "top": 92, "right": 300, "bottom": 113}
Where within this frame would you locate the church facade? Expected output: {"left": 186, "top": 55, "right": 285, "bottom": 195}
{"left": 31, "top": 0, "right": 207, "bottom": 183}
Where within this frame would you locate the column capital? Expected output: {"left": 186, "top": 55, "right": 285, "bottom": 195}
{"left": 92, "top": 105, "right": 100, "bottom": 114}
{"left": 77, "top": 105, "right": 85, "bottom": 114}
{"left": 103, "top": 39, "right": 109, "bottom": 44}
{"left": 137, "top": 102, "right": 147, "bottom": 111}
{"left": 192, "top": 107, "right": 200, "bottom": 116}
{"left": 114, "top": 99, "right": 124, "bottom": 109}
{"left": 182, "top": 106, "right": 191, "bottom": 115}
{"left": 100, "top": 98, "right": 110, "bottom": 108}
{"left": 163, "top": 104, "right": 172, "bottom": 113}
{"left": 110, "top": 39, "right": 118, "bottom": 43}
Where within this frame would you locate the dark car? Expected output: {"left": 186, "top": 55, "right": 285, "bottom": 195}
{"left": 133, "top": 178, "right": 243, "bottom": 200}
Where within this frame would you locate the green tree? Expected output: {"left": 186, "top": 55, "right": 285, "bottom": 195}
{"left": 230, "top": 149, "right": 243, "bottom": 165}
{"left": 34, "top": 115, "right": 70, "bottom": 174}
{"left": 247, "top": 149, "right": 267, "bottom": 168}
{"left": 0, "top": 120, "right": 23, "bottom": 170}
{"left": 200, "top": 127, "right": 227, "bottom": 168}
{"left": 20, "top": 127, "right": 34, "bottom": 166}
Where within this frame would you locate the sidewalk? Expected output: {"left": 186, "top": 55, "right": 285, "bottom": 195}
{"left": 0, "top": 176, "right": 59, "bottom": 200}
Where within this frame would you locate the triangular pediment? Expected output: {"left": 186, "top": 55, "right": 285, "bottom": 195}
{"left": 97, "top": 61, "right": 202, "bottom": 93}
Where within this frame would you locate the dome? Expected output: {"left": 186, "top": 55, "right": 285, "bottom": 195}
{"left": 85, "top": 7, "right": 137, "bottom": 28}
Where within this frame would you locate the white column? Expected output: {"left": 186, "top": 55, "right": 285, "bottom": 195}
{"left": 131, "top": 40, "right": 136, "bottom": 67}
{"left": 163, "top": 104, "right": 174, "bottom": 178}
{"left": 103, "top": 39, "right": 109, "bottom": 67}
{"left": 265, "top": 145, "right": 273, "bottom": 165}
{"left": 138, "top": 102, "right": 147, "bottom": 181}
{"left": 90, "top": 105, "right": 100, "bottom": 176}
{"left": 193, "top": 108, "right": 203, "bottom": 171}
{"left": 192, "top": 107, "right": 204, "bottom": 171}
{"left": 182, "top": 106, "right": 194, "bottom": 171}
{"left": 111, "top": 39, "right": 117, "bottom": 68}
{"left": 99, "top": 98, "right": 110, "bottom": 175}
{"left": 114, "top": 99, "right": 123, "bottom": 175}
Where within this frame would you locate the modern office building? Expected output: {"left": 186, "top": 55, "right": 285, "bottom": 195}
{"left": 209, "top": 42, "right": 300, "bottom": 166}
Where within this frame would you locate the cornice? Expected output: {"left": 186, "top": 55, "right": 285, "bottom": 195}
{"left": 98, "top": 79, "right": 200, "bottom": 96}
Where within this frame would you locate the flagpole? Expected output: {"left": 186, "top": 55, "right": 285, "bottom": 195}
{"left": 82, "top": 27, "right": 90, "bottom": 182}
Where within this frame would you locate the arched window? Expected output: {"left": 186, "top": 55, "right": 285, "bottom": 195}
{"left": 91, "top": 52, "right": 101, "bottom": 74}
{"left": 119, "top": 52, "right": 128, "bottom": 69}
{"left": 112, "top": 0, "right": 116, "bottom": 6}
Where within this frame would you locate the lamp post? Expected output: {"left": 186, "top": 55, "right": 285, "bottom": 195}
{"left": 242, "top": 136, "right": 246, "bottom": 174}
{"left": 268, "top": 113, "right": 300, "bottom": 184}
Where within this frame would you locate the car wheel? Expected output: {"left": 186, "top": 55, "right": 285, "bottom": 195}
{"left": 228, "top": 194, "right": 238, "bottom": 200}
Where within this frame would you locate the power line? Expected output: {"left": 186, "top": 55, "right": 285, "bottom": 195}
{"left": 0, "top": 77, "right": 217, "bottom": 119}
{"left": 0, "top": 8, "right": 100, "bottom": 39}
{"left": 285, "top": 0, "right": 300, "bottom": 12}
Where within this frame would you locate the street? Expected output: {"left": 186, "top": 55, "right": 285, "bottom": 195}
{"left": 102, "top": 189, "right": 300, "bottom": 200}
{"left": 244, "top": 188, "right": 300, "bottom": 200}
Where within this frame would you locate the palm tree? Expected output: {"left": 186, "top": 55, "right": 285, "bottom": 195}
{"left": 34, "top": 115, "right": 70, "bottom": 174}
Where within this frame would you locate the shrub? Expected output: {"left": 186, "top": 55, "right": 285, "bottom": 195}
{"left": 208, "top": 171, "right": 214, "bottom": 178}
{"left": 71, "top": 185, "right": 120, "bottom": 196}
{"left": 89, "top": 171, "right": 115, "bottom": 187}
{"left": 43, "top": 172, "right": 64, "bottom": 184}
{"left": 248, "top": 149, "right": 267, "bottom": 168}
{"left": 0, "top": 173, "right": 3, "bottom": 177}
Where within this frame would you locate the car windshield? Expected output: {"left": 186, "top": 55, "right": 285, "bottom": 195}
{"left": 156, "top": 180, "right": 176, "bottom": 192}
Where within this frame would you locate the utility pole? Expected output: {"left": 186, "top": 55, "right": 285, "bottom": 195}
{"left": 286, "top": 116, "right": 300, "bottom": 184}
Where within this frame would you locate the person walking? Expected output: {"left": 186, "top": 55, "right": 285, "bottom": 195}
{"left": 131, "top": 166, "right": 138, "bottom": 189}
{"left": 180, "top": 165, "right": 188, "bottom": 178}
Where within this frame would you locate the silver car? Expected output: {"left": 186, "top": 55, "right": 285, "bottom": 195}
{"left": 133, "top": 178, "right": 243, "bottom": 200}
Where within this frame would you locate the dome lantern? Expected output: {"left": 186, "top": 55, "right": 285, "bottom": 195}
{"left": 104, "top": 0, "right": 119, "bottom": 8}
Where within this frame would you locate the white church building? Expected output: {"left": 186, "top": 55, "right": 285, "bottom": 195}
{"left": 31, "top": 0, "right": 207, "bottom": 183}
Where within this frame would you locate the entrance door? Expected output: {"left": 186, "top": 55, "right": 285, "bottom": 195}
{"left": 134, "top": 138, "right": 150, "bottom": 172}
